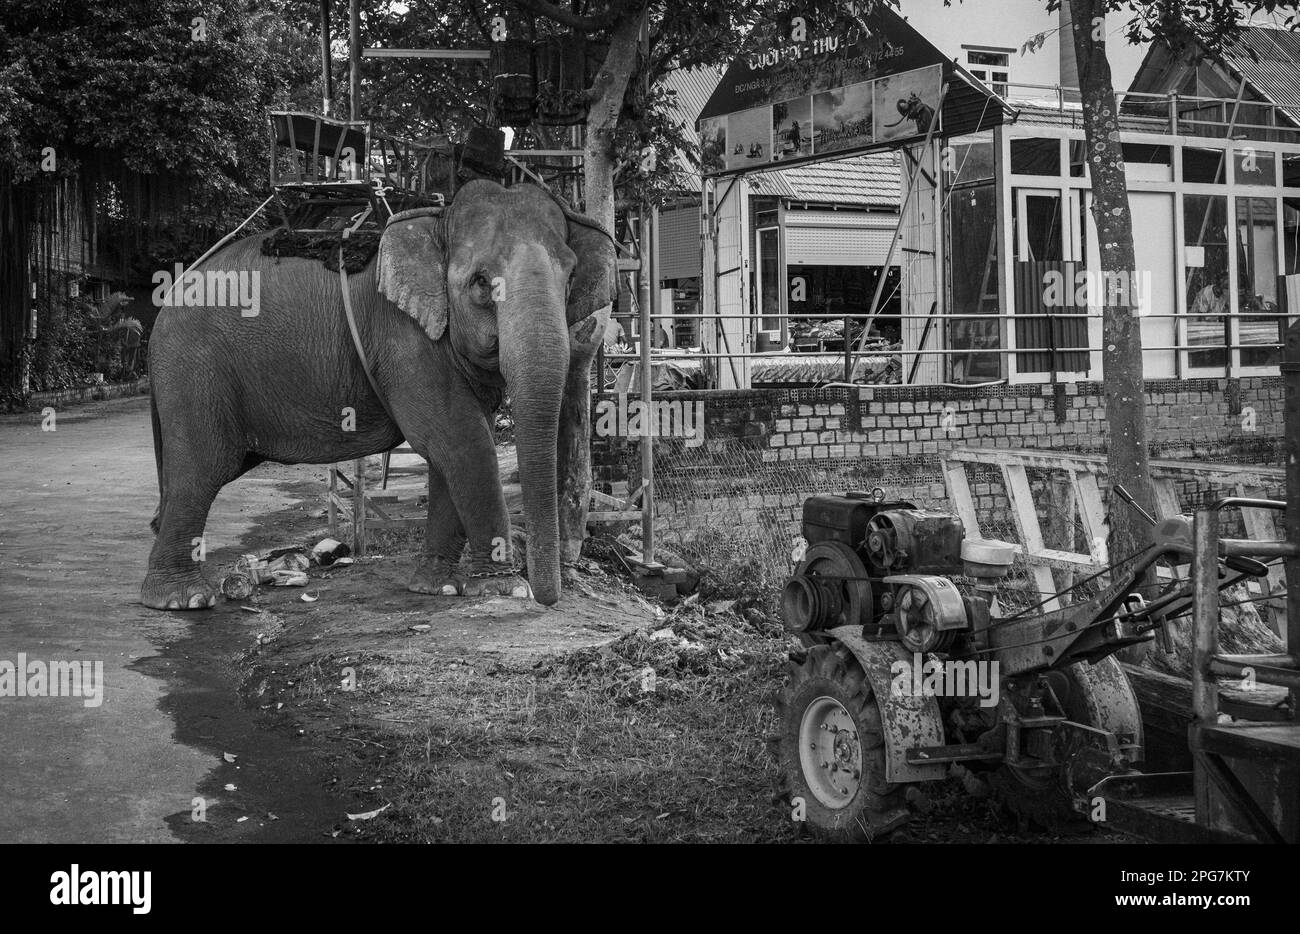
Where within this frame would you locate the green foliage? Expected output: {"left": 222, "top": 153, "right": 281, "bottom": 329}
{"left": 24, "top": 277, "right": 98, "bottom": 392}
{"left": 0, "top": 0, "right": 319, "bottom": 209}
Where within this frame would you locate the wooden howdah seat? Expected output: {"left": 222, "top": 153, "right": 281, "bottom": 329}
{"left": 269, "top": 111, "right": 446, "bottom": 233}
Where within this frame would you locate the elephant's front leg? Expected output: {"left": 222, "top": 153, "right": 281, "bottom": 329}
{"left": 557, "top": 307, "right": 609, "bottom": 568}
{"left": 407, "top": 467, "right": 466, "bottom": 596}
{"left": 422, "top": 429, "right": 531, "bottom": 600}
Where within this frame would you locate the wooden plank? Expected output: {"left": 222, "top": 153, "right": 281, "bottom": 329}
{"left": 943, "top": 446, "right": 1283, "bottom": 486}
{"left": 940, "top": 459, "right": 981, "bottom": 538}
{"left": 1237, "top": 483, "right": 1287, "bottom": 636}
{"left": 1073, "top": 469, "right": 1109, "bottom": 562}
{"left": 1048, "top": 476, "right": 1077, "bottom": 592}
{"left": 1000, "top": 463, "right": 1061, "bottom": 611}
{"left": 1021, "top": 548, "right": 1099, "bottom": 570}
{"left": 1153, "top": 477, "right": 1182, "bottom": 519}
{"left": 1002, "top": 464, "right": 1045, "bottom": 552}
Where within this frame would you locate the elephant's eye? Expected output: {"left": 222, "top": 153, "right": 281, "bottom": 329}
{"left": 470, "top": 273, "right": 495, "bottom": 304}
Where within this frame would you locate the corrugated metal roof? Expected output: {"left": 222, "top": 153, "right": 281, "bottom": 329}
{"left": 659, "top": 66, "right": 900, "bottom": 208}
{"left": 1227, "top": 26, "right": 1300, "bottom": 124}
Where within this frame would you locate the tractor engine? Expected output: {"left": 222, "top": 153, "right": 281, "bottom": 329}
{"left": 781, "top": 491, "right": 1014, "bottom": 653}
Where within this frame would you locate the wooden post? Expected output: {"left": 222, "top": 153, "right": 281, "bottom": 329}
{"left": 1191, "top": 507, "right": 1219, "bottom": 820}
{"left": 637, "top": 14, "right": 654, "bottom": 565}
{"left": 352, "top": 457, "right": 366, "bottom": 556}
{"left": 328, "top": 466, "right": 338, "bottom": 540}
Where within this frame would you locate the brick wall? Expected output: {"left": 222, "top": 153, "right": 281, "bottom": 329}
{"left": 591, "top": 377, "right": 1285, "bottom": 561}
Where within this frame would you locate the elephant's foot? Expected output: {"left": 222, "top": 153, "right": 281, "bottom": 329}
{"left": 461, "top": 572, "right": 532, "bottom": 599}
{"left": 141, "top": 569, "right": 219, "bottom": 610}
{"left": 407, "top": 557, "right": 462, "bottom": 596}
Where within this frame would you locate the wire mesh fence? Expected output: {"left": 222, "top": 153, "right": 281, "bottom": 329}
{"left": 605, "top": 434, "right": 1286, "bottom": 622}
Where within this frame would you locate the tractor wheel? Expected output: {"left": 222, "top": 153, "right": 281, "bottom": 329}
{"left": 989, "top": 663, "right": 1131, "bottom": 834}
{"left": 775, "top": 643, "right": 909, "bottom": 841}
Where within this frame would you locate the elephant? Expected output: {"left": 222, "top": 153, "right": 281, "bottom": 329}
{"left": 142, "top": 179, "right": 614, "bottom": 610}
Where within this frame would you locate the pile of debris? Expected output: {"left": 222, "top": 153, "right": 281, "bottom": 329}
{"left": 538, "top": 593, "right": 788, "bottom": 706}
{"left": 219, "top": 539, "right": 352, "bottom": 601}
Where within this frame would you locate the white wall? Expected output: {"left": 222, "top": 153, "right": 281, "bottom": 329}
{"left": 898, "top": 0, "right": 1149, "bottom": 97}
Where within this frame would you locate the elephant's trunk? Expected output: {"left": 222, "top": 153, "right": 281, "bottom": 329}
{"left": 500, "top": 293, "right": 569, "bottom": 606}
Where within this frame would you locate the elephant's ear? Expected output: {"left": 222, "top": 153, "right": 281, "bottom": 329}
{"left": 565, "top": 215, "right": 616, "bottom": 326}
{"left": 377, "top": 207, "right": 448, "bottom": 342}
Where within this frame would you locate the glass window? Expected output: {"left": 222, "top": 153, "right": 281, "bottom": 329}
{"left": 1010, "top": 138, "right": 1060, "bottom": 176}
{"left": 1184, "top": 194, "right": 1230, "bottom": 370}
{"left": 1069, "top": 140, "right": 1087, "bottom": 177}
{"left": 1235, "top": 148, "right": 1276, "bottom": 187}
{"left": 1236, "top": 197, "right": 1281, "bottom": 367}
{"left": 1183, "top": 147, "right": 1227, "bottom": 184}
{"left": 786, "top": 265, "right": 900, "bottom": 351}
{"left": 947, "top": 182, "right": 1001, "bottom": 382}
{"left": 1123, "top": 143, "right": 1173, "bottom": 182}
{"left": 944, "top": 137, "right": 995, "bottom": 187}
{"left": 1283, "top": 154, "right": 1300, "bottom": 188}
{"left": 757, "top": 227, "right": 781, "bottom": 334}
{"left": 966, "top": 49, "right": 1010, "bottom": 96}
{"left": 1286, "top": 198, "right": 1300, "bottom": 275}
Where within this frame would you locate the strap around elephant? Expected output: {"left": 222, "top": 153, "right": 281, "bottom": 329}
{"left": 338, "top": 246, "right": 399, "bottom": 425}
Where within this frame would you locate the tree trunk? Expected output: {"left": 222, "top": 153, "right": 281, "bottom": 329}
{"left": 556, "top": 8, "right": 643, "bottom": 566}
{"left": 1068, "top": 0, "right": 1158, "bottom": 659}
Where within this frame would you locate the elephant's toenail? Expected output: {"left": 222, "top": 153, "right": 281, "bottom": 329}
{"left": 166, "top": 599, "right": 180, "bottom": 610}
{"left": 511, "top": 586, "right": 530, "bottom": 598}
{"left": 188, "top": 594, "right": 207, "bottom": 608}
{"left": 441, "top": 584, "right": 457, "bottom": 595}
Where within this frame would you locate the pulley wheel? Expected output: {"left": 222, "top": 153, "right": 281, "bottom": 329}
{"left": 793, "top": 541, "right": 872, "bottom": 629}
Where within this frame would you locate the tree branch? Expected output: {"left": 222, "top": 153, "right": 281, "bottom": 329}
{"left": 511, "top": 0, "right": 603, "bottom": 32}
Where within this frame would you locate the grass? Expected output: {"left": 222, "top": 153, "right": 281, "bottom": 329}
{"left": 278, "top": 602, "right": 804, "bottom": 843}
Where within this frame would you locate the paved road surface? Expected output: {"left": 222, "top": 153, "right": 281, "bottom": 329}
{"left": 0, "top": 395, "right": 338, "bottom": 843}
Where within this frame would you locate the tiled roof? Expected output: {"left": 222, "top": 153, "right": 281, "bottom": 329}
{"left": 659, "top": 66, "right": 901, "bottom": 208}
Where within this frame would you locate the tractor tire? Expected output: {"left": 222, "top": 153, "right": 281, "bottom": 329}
{"left": 775, "top": 643, "right": 909, "bottom": 842}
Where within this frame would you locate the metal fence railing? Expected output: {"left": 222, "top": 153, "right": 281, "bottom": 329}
{"left": 596, "top": 308, "right": 1296, "bottom": 389}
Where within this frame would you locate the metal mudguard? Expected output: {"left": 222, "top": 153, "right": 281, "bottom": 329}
{"left": 828, "top": 626, "right": 949, "bottom": 783}
{"left": 1070, "top": 654, "right": 1145, "bottom": 764}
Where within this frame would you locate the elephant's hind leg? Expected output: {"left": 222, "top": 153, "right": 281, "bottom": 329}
{"left": 140, "top": 425, "right": 247, "bottom": 610}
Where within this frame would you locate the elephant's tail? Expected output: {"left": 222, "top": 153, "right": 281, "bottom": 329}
{"left": 149, "top": 390, "right": 163, "bottom": 535}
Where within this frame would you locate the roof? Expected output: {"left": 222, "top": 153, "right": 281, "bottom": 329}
{"left": 658, "top": 66, "right": 900, "bottom": 209}
{"left": 1224, "top": 26, "right": 1300, "bottom": 125}
{"left": 1126, "top": 23, "right": 1300, "bottom": 130}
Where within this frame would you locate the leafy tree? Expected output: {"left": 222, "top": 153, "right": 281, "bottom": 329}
{"left": 1040, "top": 0, "right": 1297, "bottom": 644}
{"left": 0, "top": 0, "right": 319, "bottom": 391}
